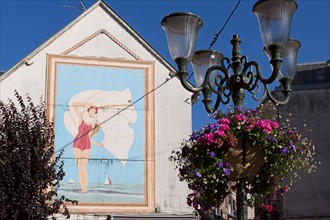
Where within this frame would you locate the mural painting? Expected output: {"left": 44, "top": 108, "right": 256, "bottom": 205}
{"left": 46, "top": 55, "right": 155, "bottom": 212}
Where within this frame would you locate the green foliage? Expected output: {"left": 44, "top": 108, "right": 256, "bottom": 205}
{"left": 170, "top": 107, "right": 317, "bottom": 212}
{"left": 0, "top": 91, "right": 69, "bottom": 219}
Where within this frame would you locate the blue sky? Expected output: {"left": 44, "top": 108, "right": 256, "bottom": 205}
{"left": 0, "top": 0, "right": 329, "bottom": 130}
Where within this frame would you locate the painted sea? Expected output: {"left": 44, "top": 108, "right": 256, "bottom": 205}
{"left": 58, "top": 182, "right": 144, "bottom": 203}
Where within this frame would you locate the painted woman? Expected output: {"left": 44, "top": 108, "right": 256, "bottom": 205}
{"left": 71, "top": 102, "right": 103, "bottom": 193}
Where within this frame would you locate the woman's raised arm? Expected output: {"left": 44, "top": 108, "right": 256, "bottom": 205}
{"left": 71, "top": 102, "right": 93, "bottom": 121}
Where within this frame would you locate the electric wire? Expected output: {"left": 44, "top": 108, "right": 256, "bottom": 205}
{"left": 56, "top": 0, "right": 242, "bottom": 161}
{"left": 187, "top": 0, "right": 241, "bottom": 81}
{"left": 55, "top": 76, "right": 173, "bottom": 154}
{"left": 209, "top": 0, "right": 242, "bottom": 49}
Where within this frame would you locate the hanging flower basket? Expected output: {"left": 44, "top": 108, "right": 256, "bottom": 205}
{"left": 170, "top": 106, "right": 318, "bottom": 211}
{"left": 225, "top": 140, "right": 264, "bottom": 181}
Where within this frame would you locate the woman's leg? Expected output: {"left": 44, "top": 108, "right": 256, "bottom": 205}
{"left": 73, "top": 148, "right": 84, "bottom": 192}
{"left": 80, "top": 149, "right": 91, "bottom": 193}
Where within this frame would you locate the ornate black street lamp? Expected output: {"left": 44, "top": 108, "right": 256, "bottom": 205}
{"left": 161, "top": 0, "right": 300, "bottom": 219}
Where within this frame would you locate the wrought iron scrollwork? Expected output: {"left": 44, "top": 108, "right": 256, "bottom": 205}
{"left": 177, "top": 35, "right": 293, "bottom": 113}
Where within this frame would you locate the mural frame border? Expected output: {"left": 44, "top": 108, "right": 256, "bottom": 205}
{"left": 46, "top": 54, "right": 155, "bottom": 213}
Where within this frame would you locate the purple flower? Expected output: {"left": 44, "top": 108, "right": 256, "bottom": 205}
{"left": 259, "top": 203, "right": 266, "bottom": 208}
{"left": 282, "top": 147, "right": 290, "bottom": 155}
{"left": 267, "top": 136, "right": 277, "bottom": 144}
{"left": 289, "top": 129, "right": 296, "bottom": 137}
{"left": 223, "top": 168, "right": 230, "bottom": 176}
{"left": 190, "top": 132, "right": 200, "bottom": 141}
{"left": 209, "top": 151, "right": 216, "bottom": 157}
{"left": 208, "top": 123, "right": 217, "bottom": 131}
{"left": 225, "top": 163, "right": 231, "bottom": 168}
{"left": 234, "top": 106, "right": 243, "bottom": 111}
{"left": 217, "top": 162, "right": 223, "bottom": 168}
{"left": 195, "top": 172, "right": 202, "bottom": 178}
{"left": 290, "top": 141, "right": 296, "bottom": 152}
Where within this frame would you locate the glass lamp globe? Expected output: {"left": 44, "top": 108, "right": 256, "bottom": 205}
{"left": 161, "top": 12, "right": 203, "bottom": 62}
{"left": 253, "top": 0, "right": 298, "bottom": 47}
{"left": 191, "top": 50, "right": 224, "bottom": 87}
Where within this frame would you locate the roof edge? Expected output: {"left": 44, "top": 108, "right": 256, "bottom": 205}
{"left": 99, "top": 1, "right": 177, "bottom": 75}
{"left": 1, "top": 1, "right": 103, "bottom": 82}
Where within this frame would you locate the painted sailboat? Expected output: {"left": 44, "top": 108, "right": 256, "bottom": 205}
{"left": 68, "top": 178, "right": 75, "bottom": 184}
{"left": 104, "top": 176, "right": 112, "bottom": 185}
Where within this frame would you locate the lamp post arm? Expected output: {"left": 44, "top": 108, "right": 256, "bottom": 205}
{"left": 263, "top": 81, "right": 292, "bottom": 106}
{"left": 178, "top": 71, "right": 205, "bottom": 93}
{"left": 251, "top": 83, "right": 267, "bottom": 102}
{"left": 240, "top": 60, "right": 259, "bottom": 91}
{"left": 247, "top": 60, "right": 281, "bottom": 85}
{"left": 175, "top": 57, "right": 209, "bottom": 93}
{"left": 249, "top": 44, "right": 283, "bottom": 85}
{"left": 202, "top": 86, "right": 226, "bottom": 113}
{"left": 207, "top": 65, "right": 231, "bottom": 95}
{"left": 244, "top": 58, "right": 292, "bottom": 106}
{"left": 202, "top": 65, "right": 231, "bottom": 112}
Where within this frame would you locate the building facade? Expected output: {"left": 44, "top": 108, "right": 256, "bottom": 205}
{"left": 279, "top": 61, "right": 330, "bottom": 220}
{"left": 0, "top": 1, "right": 197, "bottom": 219}
{"left": 260, "top": 60, "right": 330, "bottom": 220}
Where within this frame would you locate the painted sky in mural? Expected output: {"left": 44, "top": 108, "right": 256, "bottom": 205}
{"left": 55, "top": 64, "right": 146, "bottom": 203}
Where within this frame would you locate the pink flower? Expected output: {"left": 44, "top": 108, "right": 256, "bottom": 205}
{"left": 266, "top": 204, "right": 273, "bottom": 213}
{"left": 256, "top": 119, "right": 266, "bottom": 128}
{"left": 221, "top": 124, "right": 230, "bottom": 131}
{"left": 263, "top": 126, "right": 273, "bottom": 134}
{"left": 281, "top": 186, "right": 288, "bottom": 193}
{"left": 219, "top": 118, "right": 230, "bottom": 125}
{"left": 234, "top": 114, "right": 245, "bottom": 121}
{"left": 216, "top": 129, "right": 225, "bottom": 137}
{"left": 202, "top": 133, "right": 214, "bottom": 143}
{"left": 256, "top": 119, "right": 273, "bottom": 134}
{"left": 271, "top": 121, "right": 279, "bottom": 129}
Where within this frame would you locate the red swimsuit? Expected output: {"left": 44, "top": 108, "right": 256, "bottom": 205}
{"left": 73, "top": 121, "right": 93, "bottom": 151}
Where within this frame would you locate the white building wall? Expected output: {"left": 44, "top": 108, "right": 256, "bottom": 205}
{"left": 0, "top": 2, "right": 194, "bottom": 215}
